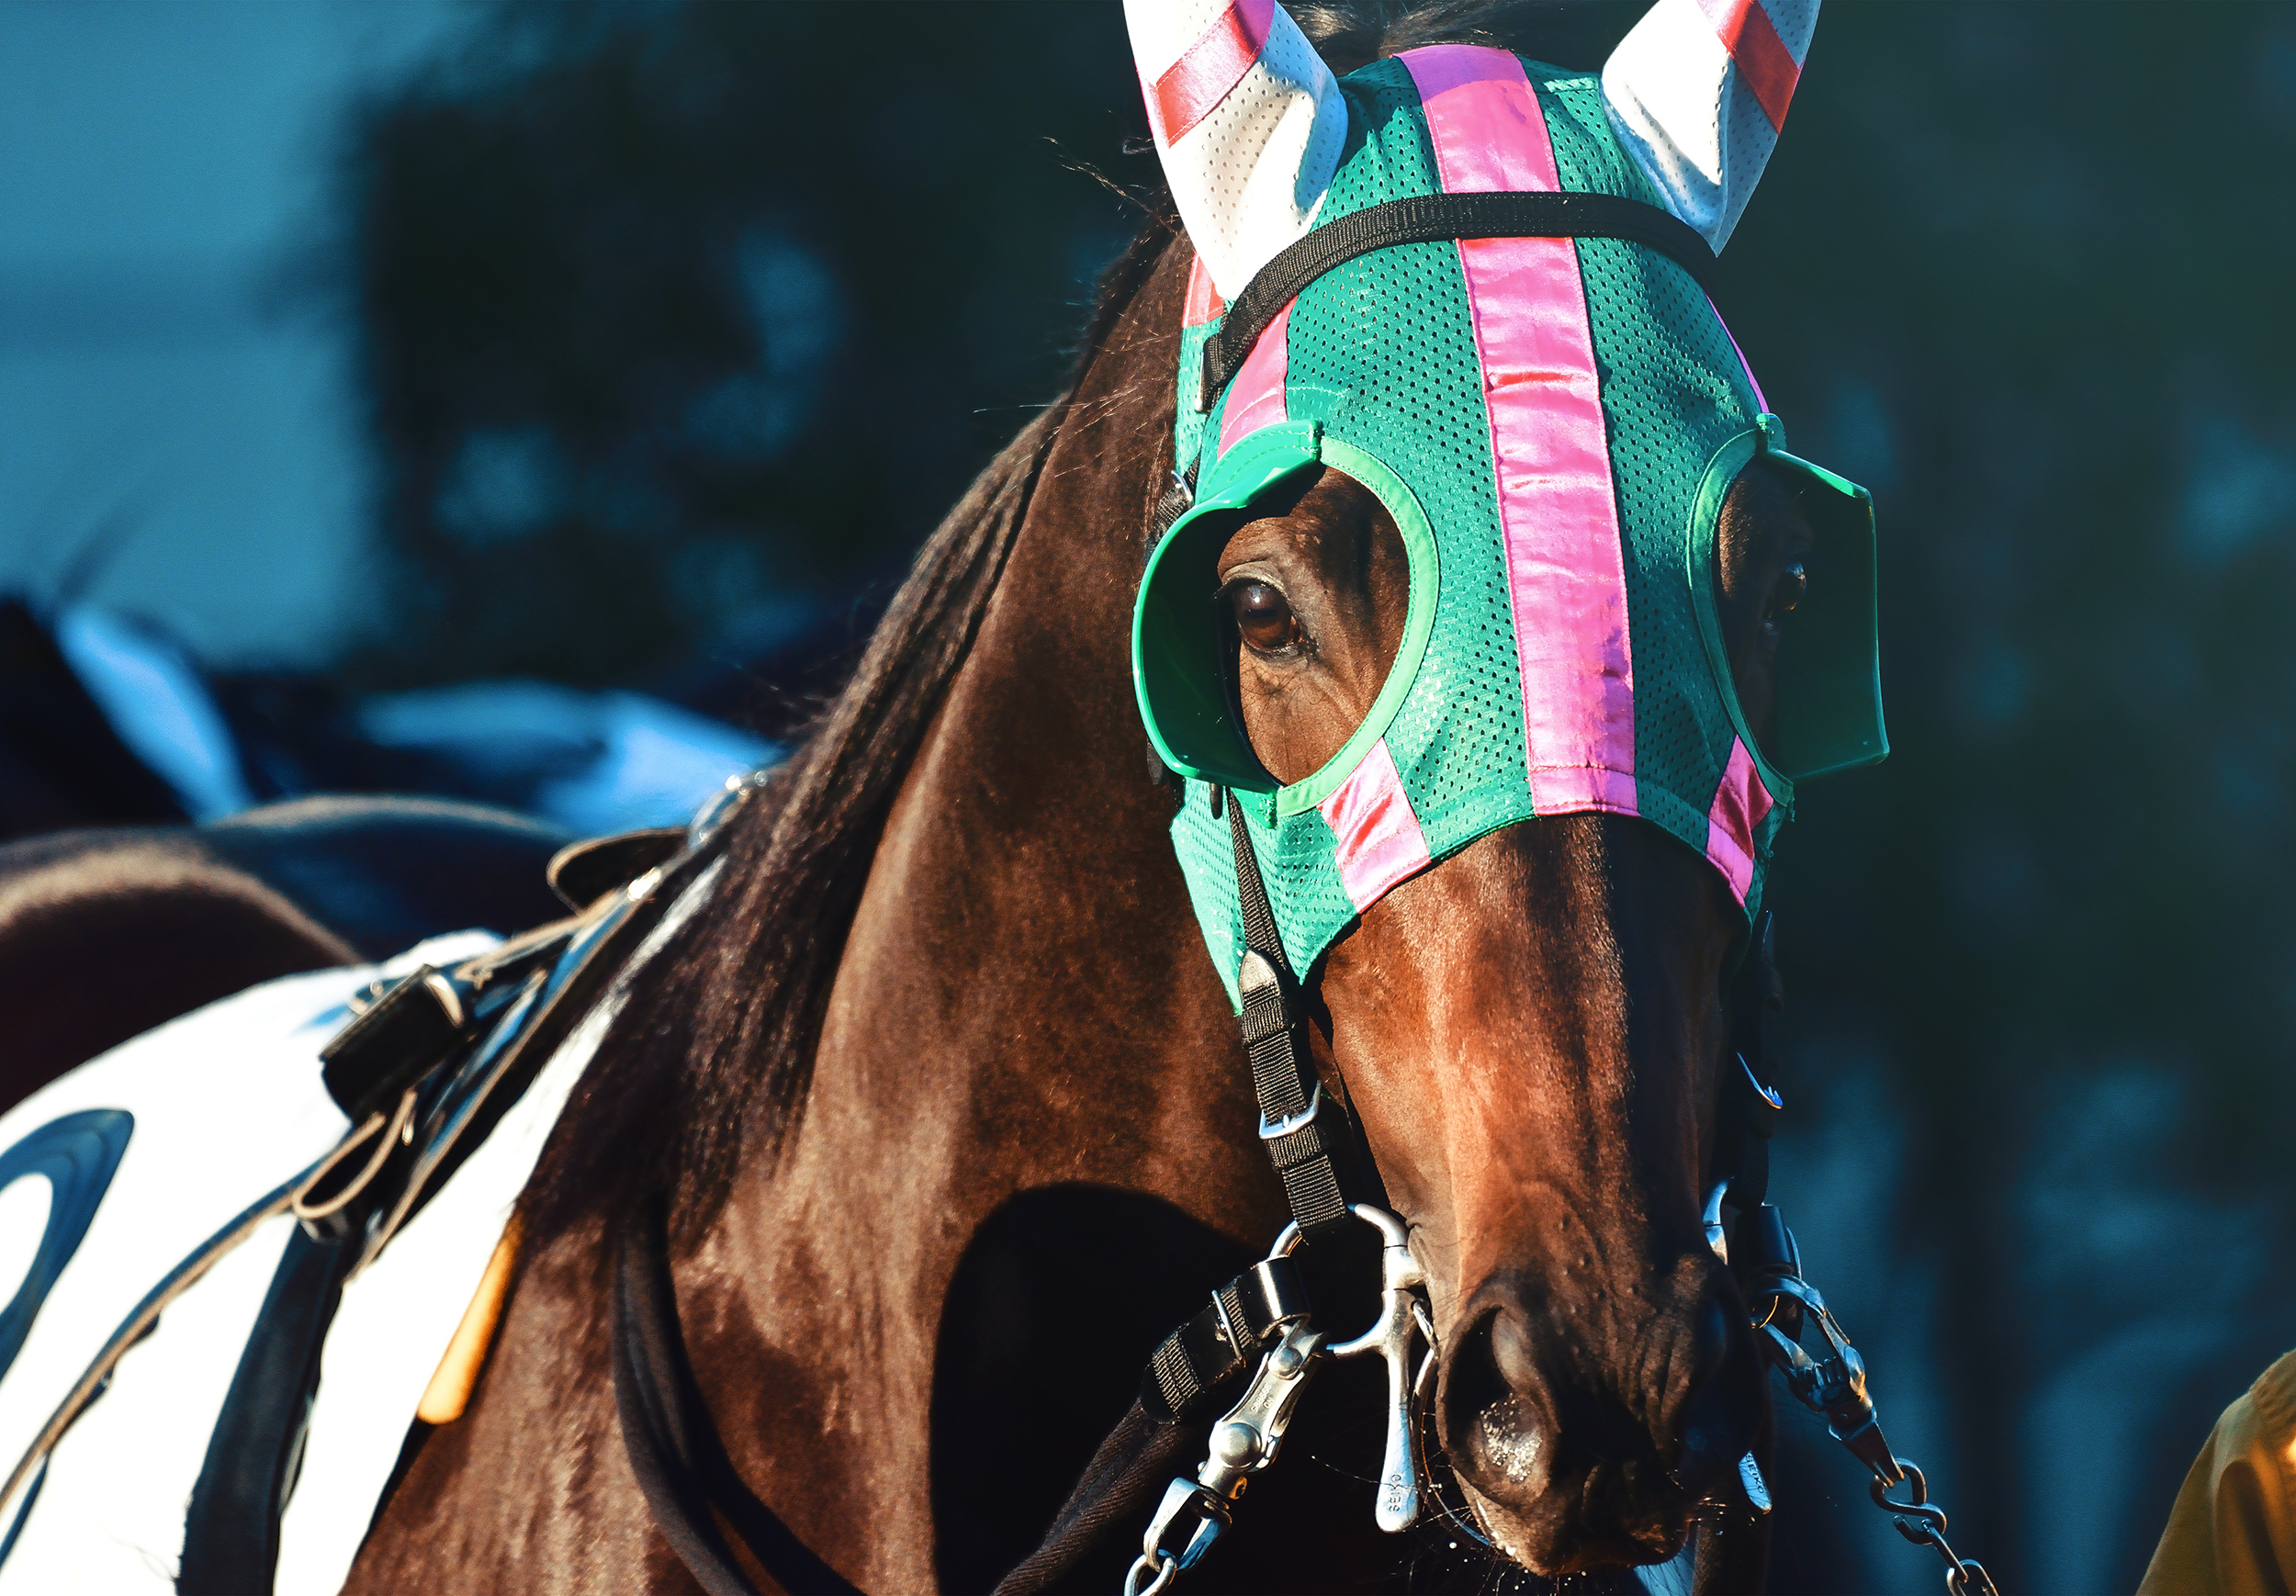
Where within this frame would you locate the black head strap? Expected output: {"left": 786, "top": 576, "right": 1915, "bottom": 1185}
{"left": 1198, "top": 190, "right": 1719, "bottom": 410}
{"left": 1225, "top": 793, "right": 1356, "bottom": 1245}
{"left": 1713, "top": 911, "right": 1786, "bottom": 1284}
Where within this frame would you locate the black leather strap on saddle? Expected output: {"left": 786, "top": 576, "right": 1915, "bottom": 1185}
{"left": 143, "top": 806, "right": 747, "bottom": 1596}
{"left": 179, "top": 1230, "right": 356, "bottom": 1594}
{"left": 1198, "top": 189, "right": 1719, "bottom": 410}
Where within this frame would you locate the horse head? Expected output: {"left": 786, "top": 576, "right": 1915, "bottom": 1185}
{"left": 1128, "top": 0, "right": 1880, "bottom": 1574}
{"left": 1206, "top": 458, "right": 1814, "bottom": 1570}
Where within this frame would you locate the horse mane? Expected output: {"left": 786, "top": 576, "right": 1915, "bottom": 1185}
{"left": 520, "top": 0, "right": 1639, "bottom": 1254}
{"left": 519, "top": 208, "right": 1178, "bottom": 1252}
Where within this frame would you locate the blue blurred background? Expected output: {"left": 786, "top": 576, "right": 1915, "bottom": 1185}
{"left": 0, "top": 0, "right": 445, "bottom": 663}
{"left": 5, "top": 2, "right": 2295, "bottom": 1590}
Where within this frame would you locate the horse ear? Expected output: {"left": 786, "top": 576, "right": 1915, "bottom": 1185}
{"left": 1602, "top": 0, "right": 1820, "bottom": 252}
{"left": 1123, "top": 0, "right": 1349, "bottom": 301}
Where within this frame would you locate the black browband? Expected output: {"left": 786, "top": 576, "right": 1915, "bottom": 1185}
{"left": 1197, "top": 190, "right": 1720, "bottom": 410}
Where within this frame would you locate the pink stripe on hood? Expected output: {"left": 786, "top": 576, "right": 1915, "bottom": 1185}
{"left": 1319, "top": 739, "right": 1434, "bottom": 912}
{"left": 1401, "top": 44, "right": 1638, "bottom": 819}
{"left": 1217, "top": 298, "right": 1291, "bottom": 454}
{"left": 1703, "top": 736, "right": 1773, "bottom": 904}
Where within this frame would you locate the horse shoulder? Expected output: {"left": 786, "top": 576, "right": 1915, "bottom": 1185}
{"left": 343, "top": 1225, "right": 667, "bottom": 1594}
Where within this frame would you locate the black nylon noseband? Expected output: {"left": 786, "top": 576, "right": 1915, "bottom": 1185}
{"left": 1197, "top": 190, "right": 1720, "bottom": 410}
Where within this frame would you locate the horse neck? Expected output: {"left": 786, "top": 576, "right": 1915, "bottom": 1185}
{"left": 687, "top": 236, "right": 1287, "bottom": 1587}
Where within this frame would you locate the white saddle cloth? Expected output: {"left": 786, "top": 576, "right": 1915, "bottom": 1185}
{"left": 0, "top": 923, "right": 628, "bottom": 1594}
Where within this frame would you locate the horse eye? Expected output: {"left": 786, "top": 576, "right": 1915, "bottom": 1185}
{"left": 1227, "top": 580, "right": 1303, "bottom": 654}
{"left": 1771, "top": 563, "right": 1807, "bottom": 618}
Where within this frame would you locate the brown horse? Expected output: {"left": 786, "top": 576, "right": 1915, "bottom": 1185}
{"left": 312, "top": 131, "right": 1818, "bottom": 1587}
{"left": 0, "top": 11, "right": 1835, "bottom": 1587}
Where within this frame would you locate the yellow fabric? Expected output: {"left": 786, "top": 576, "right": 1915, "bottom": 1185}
{"left": 2141, "top": 1349, "right": 2296, "bottom": 1596}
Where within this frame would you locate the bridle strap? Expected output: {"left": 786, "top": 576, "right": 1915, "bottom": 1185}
{"left": 1197, "top": 190, "right": 1720, "bottom": 410}
{"left": 1711, "top": 910, "right": 1785, "bottom": 1224}
{"left": 1226, "top": 791, "right": 1356, "bottom": 1246}
{"left": 613, "top": 1200, "right": 864, "bottom": 1596}
{"left": 612, "top": 1197, "right": 1194, "bottom": 1596}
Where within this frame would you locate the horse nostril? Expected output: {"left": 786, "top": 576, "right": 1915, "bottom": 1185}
{"left": 1490, "top": 1303, "right": 1541, "bottom": 1394}
{"left": 1476, "top": 1398, "right": 1547, "bottom": 1487}
{"left": 1446, "top": 1306, "right": 1554, "bottom": 1499}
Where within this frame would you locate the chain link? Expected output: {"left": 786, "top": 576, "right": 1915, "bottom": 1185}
{"left": 1741, "top": 1197, "right": 2004, "bottom": 1596}
{"left": 1868, "top": 1464, "right": 1999, "bottom": 1596}
{"left": 1121, "top": 1549, "right": 1178, "bottom": 1596}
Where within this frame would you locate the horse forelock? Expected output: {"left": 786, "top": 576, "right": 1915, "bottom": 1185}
{"left": 1286, "top": 0, "right": 1638, "bottom": 74}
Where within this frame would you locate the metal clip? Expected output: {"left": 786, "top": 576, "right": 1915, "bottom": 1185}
{"left": 1125, "top": 1320, "right": 1327, "bottom": 1596}
{"left": 1744, "top": 1202, "right": 2005, "bottom": 1593}
{"left": 1751, "top": 1268, "right": 1896, "bottom": 1482}
{"left": 1742, "top": 1204, "right": 1899, "bottom": 1482}
{"left": 1199, "top": 1319, "right": 1328, "bottom": 1500}
{"left": 1125, "top": 1478, "right": 1228, "bottom": 1596}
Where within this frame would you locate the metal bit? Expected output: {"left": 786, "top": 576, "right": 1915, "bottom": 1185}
{"left": 1326, "top": 1203, "right": 1433, "bottom": 1533}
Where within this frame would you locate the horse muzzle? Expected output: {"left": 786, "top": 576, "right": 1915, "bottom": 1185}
{"left": 1435, "top": 1254, "right": 1764, "bottom": 1574}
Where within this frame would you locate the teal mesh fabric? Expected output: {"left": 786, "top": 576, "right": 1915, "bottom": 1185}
{"left": 1539, "top": 70, "right": 1789, "bottom": 894}
{"left": 1150, "top": 52, "right": 1862, "bottom": 1004}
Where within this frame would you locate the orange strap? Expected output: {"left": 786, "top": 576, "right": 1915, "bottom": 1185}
{"left": 415, "top": 1218, "right": 521, "bottom": 1425}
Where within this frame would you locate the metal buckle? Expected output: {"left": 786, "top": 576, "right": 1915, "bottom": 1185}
{"left": 1147, "top": 1477, "right": 1230, "bottom": 1570}
{"left": 1124, "top": 1477, "right": 1227, "bottom": 1596}
{"left": 1256, "top": 1080, "right": 1322, "bottom": 1141}
{"left": 1702, "top": 1179, "right": 1731, "bottom": 1263}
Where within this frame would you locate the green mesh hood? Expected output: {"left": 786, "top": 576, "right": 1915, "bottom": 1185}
{"left": 1135, "top": 48, "right": 1882, "bottom": 1003}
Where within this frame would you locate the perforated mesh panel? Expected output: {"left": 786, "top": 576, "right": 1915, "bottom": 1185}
{"left": 1325, "top": 58, "right": 1444, "bottom": 220}
{"left": 1540, "top": 71, "right": 1774, "bottom": 877}
{"left": 1182, "top": 60, "right": 1341, "bottom": 243}
{"left": 1266, "top": 798, "right": 1356, "bottom": 980}
{"left": 1172, "top": 781, "right": 1243, "bottom": 1003}
{"left": 1164, "top": 51, "right": 1804, "bottom": 997}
